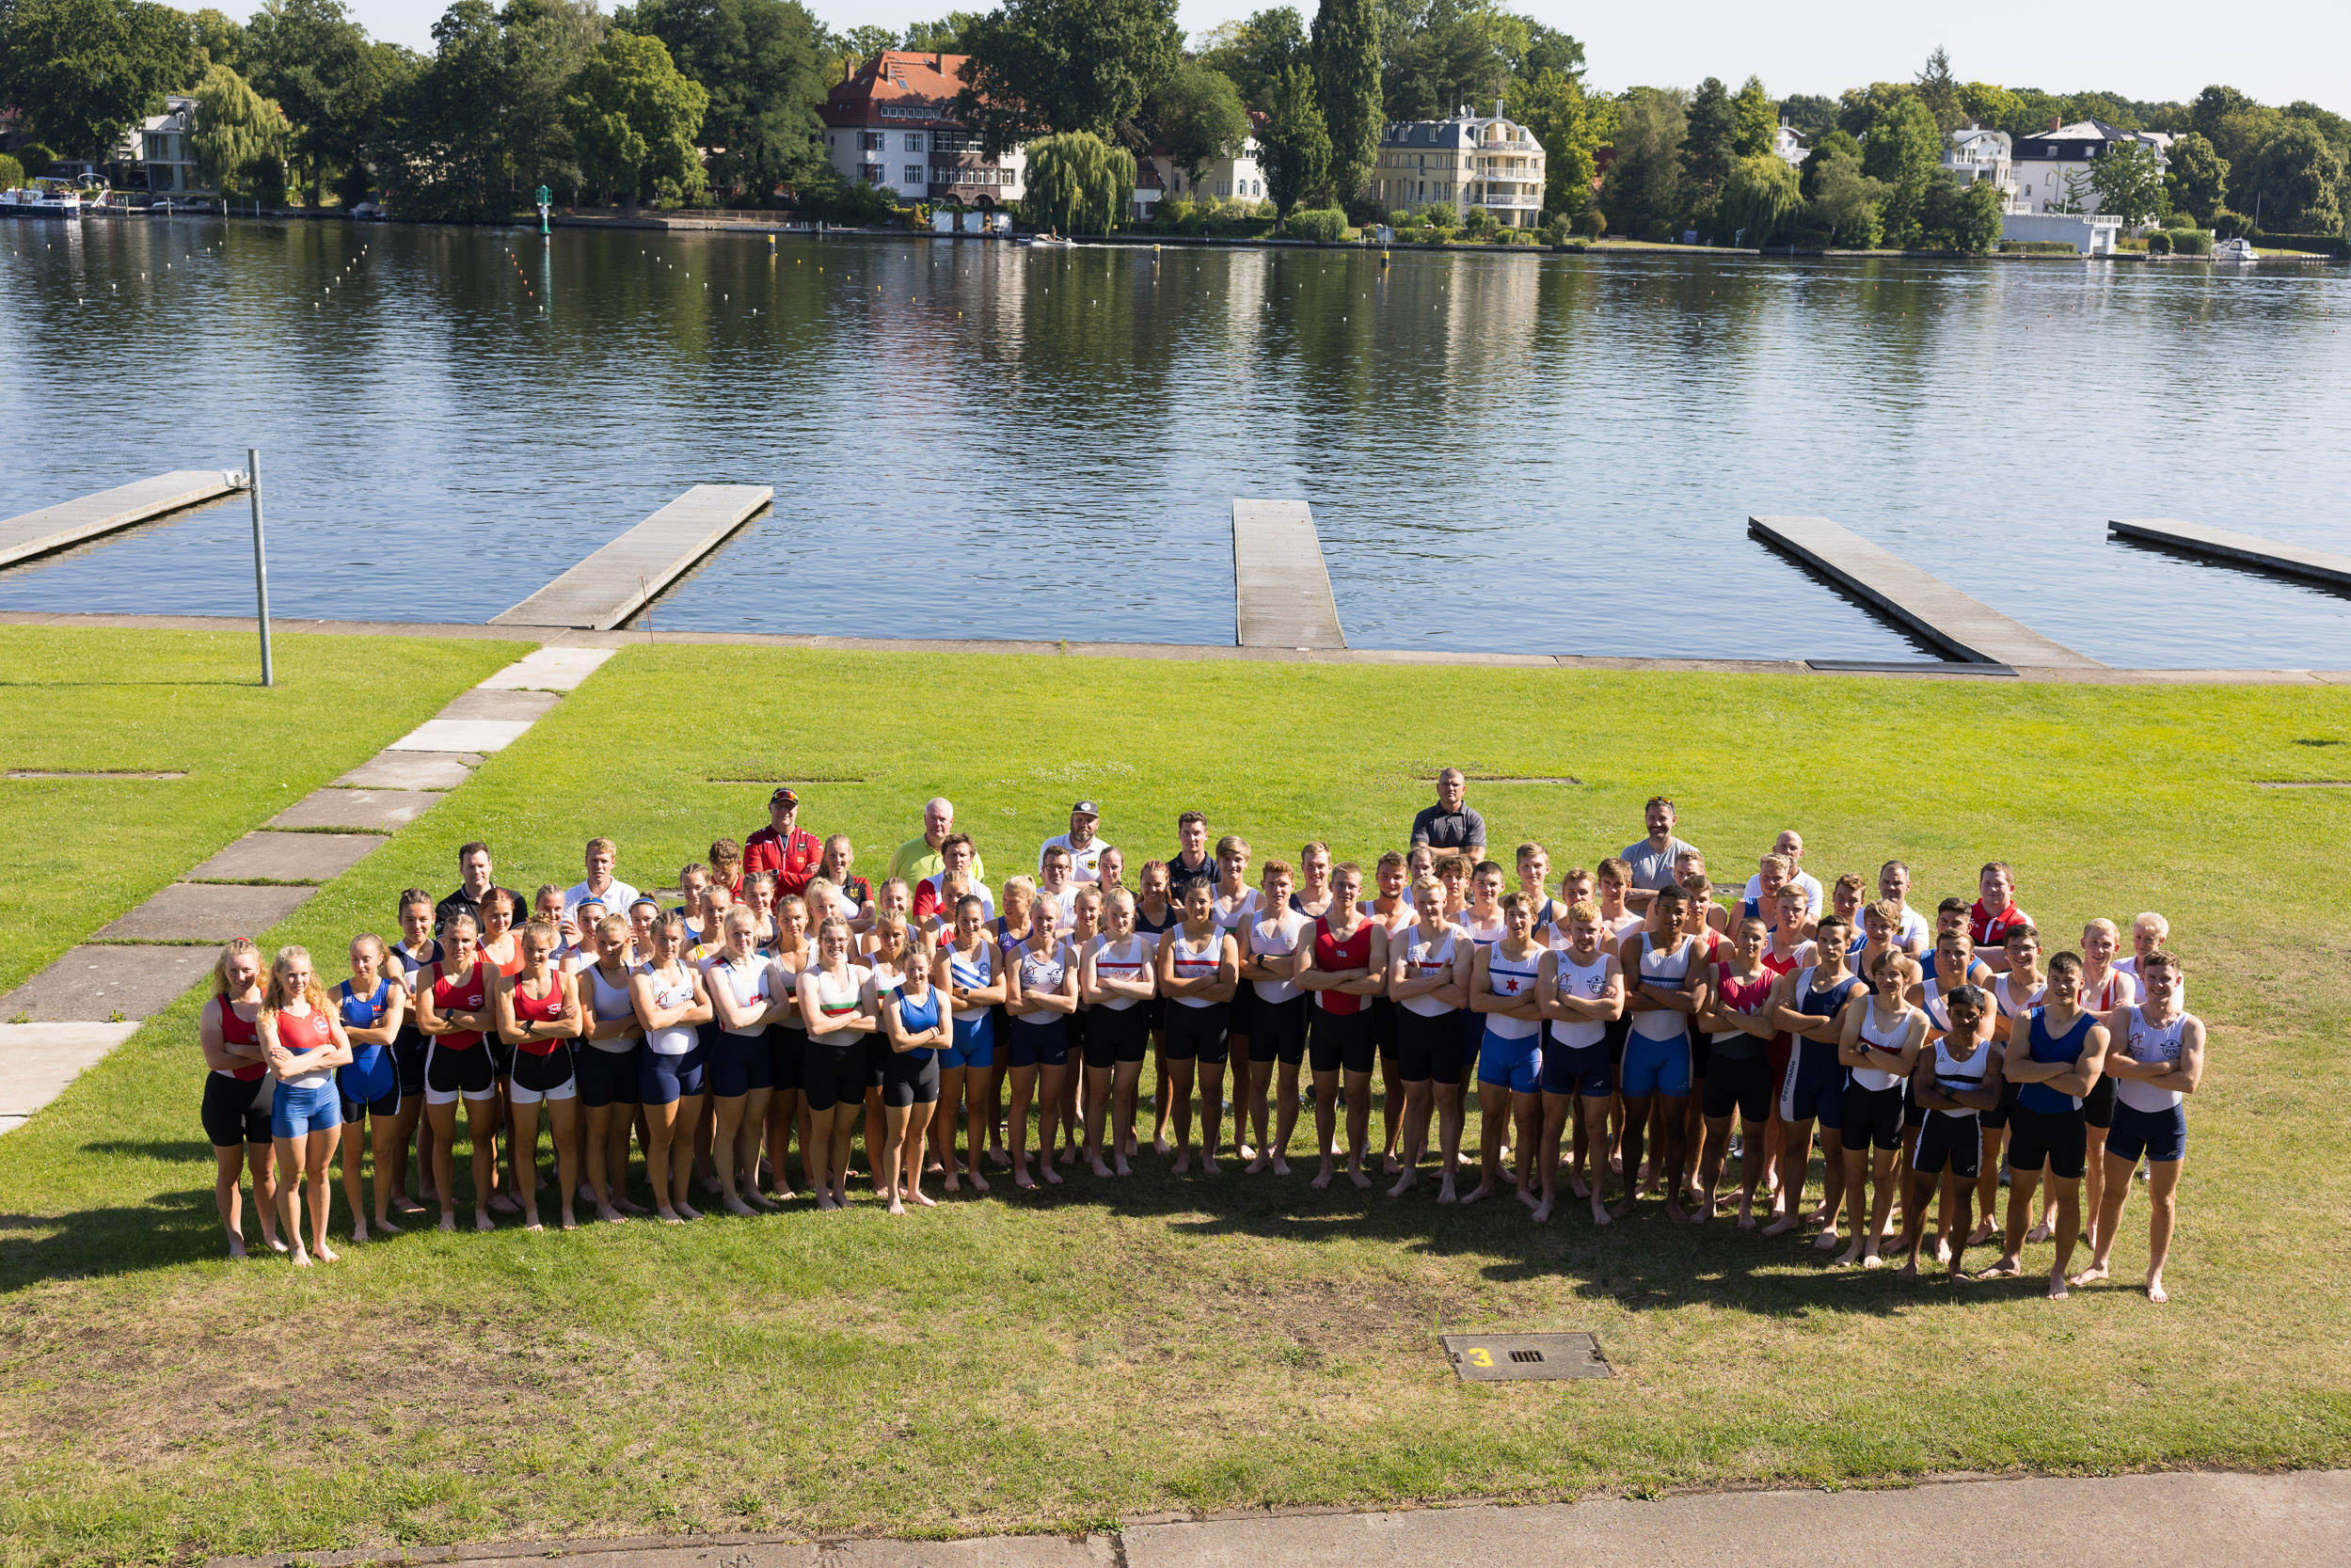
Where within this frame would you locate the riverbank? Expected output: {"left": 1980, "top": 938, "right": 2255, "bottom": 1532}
{"left": 1, "top": 626, "right": 2344, "bottom": 1565}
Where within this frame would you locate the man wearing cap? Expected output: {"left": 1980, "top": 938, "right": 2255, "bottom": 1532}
{"left": 1040, "top": 801, "right": 1112, "bottom": 882}
{"left": 888, "top": 797, "right": 985, "bottom": 891}
{"left": 743, "top": 788, "right": 821, "bottom": 898}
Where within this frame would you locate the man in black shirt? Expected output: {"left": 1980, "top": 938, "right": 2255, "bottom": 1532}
{"left": 435, "top": 840, "right": 525, "bottom": 937}
{"left": 1409, "top": 768, "right": 1486, "bottom": 861}
{"left": 1167, "top": 810, "right": 1216, "bottom": 904}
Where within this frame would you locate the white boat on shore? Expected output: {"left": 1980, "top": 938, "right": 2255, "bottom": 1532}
{"left": 2211, "top": 237, "right": 2258, "bottom": 262}
{"left": 0, "top": 179, "right": 89, "bottom": 217}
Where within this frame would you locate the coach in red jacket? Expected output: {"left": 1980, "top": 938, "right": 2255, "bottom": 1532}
{"left": 743, "top": 786, "right": 820, "bottom": 897}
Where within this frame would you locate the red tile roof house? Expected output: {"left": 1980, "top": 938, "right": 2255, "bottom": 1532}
{"left": 821, "top": 52, "right": 1028, "bottom": 212}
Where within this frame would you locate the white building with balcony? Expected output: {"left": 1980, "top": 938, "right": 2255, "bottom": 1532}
{"left": 1773, "top": 121, "right": 1807, "bottom": 168}
{"left": 2009, "top": 119, "right": 2169, "bottom": 216}
{"left": 1944, "top": 123, "right": 2019, "bottom": 208}
{"left": 819, "top": 51, "right": 1025, "bottom": 212}
{"left": 1374, "top": 101, "right": 1546, "bottom": 228}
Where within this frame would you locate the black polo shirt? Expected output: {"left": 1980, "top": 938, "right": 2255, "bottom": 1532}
{"left": 436, "top": 883, "right": 527, "bottom": 937}
{"left": 1166, "top": 850, "right": 1216, "bottom": 906}
{"left": 1410, "top": 803, "right": 1487, "bottom": 853}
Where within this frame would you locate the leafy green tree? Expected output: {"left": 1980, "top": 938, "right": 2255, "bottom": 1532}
{"left": 1195, "top": 7, "right": 1305, "bottom": 113}
{"left": 1023, "top": 127, "right": 1134, "bottom": 230}
{"left": 2239, "top": 119, "right": 2344, "bottom": 232}
{"left": 1913, "top": 45, "right": 1961, "bottom": 133}
{"left": 1731, "top": 74, "right": 1773, "bottom": 157}
{"left": 2045, "top": 166, "right": 2094, "bottom": 214}
{"left": 623, "top": 0, "right": 825, "bottom": 199}
{"left": 0, "top": 152, "right": 22, "bottom": 189}
{"left": 2188, "top": 85, "right": 2252, "bottom": 143}
{"left": 1835, "top": 80, "right": 1914, "bottom": 139}
{"left": 957, "top": 0, "right": 1180, "bottom": 153}
{"left": 191, "top": 7, "right": 245, "bottom": 71}
{"left": 1601, "top": 86, "right": 1685, "bottom": 230}
{"left": 838, "top": 24, "right": 894, "bottom": 58}
{"left": 1256, "top": 60, "right": 1328, "bottom": 214}
{"left": 1377, "top": 0, "right": 1516, "bottom": 124}
{"left": 500, "top": 0, "right": 605, "bottom": 200}
{"left": 1148, "top": 61, "right": 1249, "bottom": 194}
{"left": 1515, "top": 22, "right": 1581, "bottom": 84}
{"left": 1506, "top": 63, "right": 1597, "bottom": 216}
{"left": 1860, "top": 93, "right": 1938, "bottom": 244}
{"left": 2164, "top": 130, "right": 2227, "bottom": 225}
{"left": 901, "top": 10, "right": 981, "bottom": 51}
{"left": 2089, "top": 139, "right": 2165, "bottom": 226}
{"left": 189, "top": 58, "right": 286, "bottom": 194}
{"left": 564, "top": 26, "right": 707, "bottom": 214}
{"left": 1678, "top": 75, "right": 1738, "bottom": 198}
{"left": 1806, "top": 147, "right": 1885, "bottom": 246}
{"left": 1715, "top": 151, "right": 1800, "bottom": 245}
{"left": 1956, "top": 80, "right": 2021, "bottom": 135}
{"left": 0, "top": 0, "right": 192, "bottom": 164}
{"left": 1777, "top": 92, "right": 1835, "bottom": 136}
{"left": 1310, "top": 0, "right": 1377, "bottom": 206}
{"left": 1957, "top": 171, "right": 2004, "bottom": 252}
{"left": 1798, "top": 128, "right": 1859, "bottom": 198}
{"left": 245, "top": 0, "right": 374, "bottom": 205}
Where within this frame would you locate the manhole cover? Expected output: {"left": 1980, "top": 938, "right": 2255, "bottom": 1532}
{"left": 1440, "top": 1332, "right": 1612, "bottom": 1382}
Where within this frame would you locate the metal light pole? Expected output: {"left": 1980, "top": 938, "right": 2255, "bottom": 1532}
{"left": 247, "top": 448, "right": 274, "bottom": 687}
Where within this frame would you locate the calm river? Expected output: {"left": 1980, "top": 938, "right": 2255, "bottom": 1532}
{"left": 3, "top": 218, "right": 2349, "bottom": 665}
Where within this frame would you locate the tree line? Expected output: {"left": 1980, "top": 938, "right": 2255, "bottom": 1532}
{"left": 1, "top": 0, "right": 2343, "bottom": 244}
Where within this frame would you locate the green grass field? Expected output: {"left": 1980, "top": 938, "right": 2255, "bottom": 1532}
{"left": 4, "top": 637, "right": 2349, "bottom": 1567}
{"left": 0, "top": 627, "right": 526, "bottom": 997}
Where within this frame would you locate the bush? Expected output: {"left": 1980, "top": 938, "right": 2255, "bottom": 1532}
{"left": 1539, "top": 214, "right": 1572, "bottom": 245}
{"left": 1999, "top": 240, "right": 2082, "bottom": 254}
{"left": 1389, "top": 209, "right": 1412, "bottom": 226}
{"left": 1155, "top": 196, "right": 1194, "bottom": 231}
{"left": 2171, "top": 229, "right": 2214, "bottom": 256}
{"left": 1415, "top": 202, "right": 1457, "bottom": 231}
{"left": 1644, "top": 217, "right": 1674, "bottom": 244}
{"left": 1462, "top": 205, "right": 1497, "bottom": 237}
{"left": 0, "top": 153, "right": 22, "bottom": 192}
{"left": 2145, "top": 230, "right": 2172, "bottom": 254}
{"left": 1345, "top": 196, "right": 1386, "bottom": 228}
{"left": 1583, "top": 209, "right": 1606, "bottom": 240}
{"left": 1285, "top": 206, "right": 1346, "bottom": 242}
{"left": 17, "top": 143, "right": 55, "bottom": 178}
{"left": 2212, "top": 210, "right": 2248, "bottom": 238}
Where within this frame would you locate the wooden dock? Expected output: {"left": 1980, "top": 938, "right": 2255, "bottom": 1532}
{"left": 1232, "top": 499, "right": 1345, "bottom": 649}
{"left": 2110, "top": 518, "right": 2351, "bottom": 592}
{"left": 1749, "top": 515, "right": 2104, "bottom": 668}
{"left": 491, "top": 484, "right": 772, "bottom": 630}
{"left": 0, "top": 469, "right": 246, "bottom": 570}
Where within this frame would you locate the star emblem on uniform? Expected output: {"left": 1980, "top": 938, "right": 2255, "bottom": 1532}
{"left": 1503, "top": 978, "right": 1520, "bottom": 992}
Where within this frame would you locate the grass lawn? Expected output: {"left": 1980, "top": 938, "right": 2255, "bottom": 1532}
{"left": 0, "top": 627, "right": 527, "bottom": 998}
{"left": 3, "top": 641, "right": 2349, "bottom": 1566}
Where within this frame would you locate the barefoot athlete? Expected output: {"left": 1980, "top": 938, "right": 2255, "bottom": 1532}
{"left": 2074, "top": 918, "right": 2140, "bottom": 1248}
{"left": 1157, "top": 878, "right": 1238, "bottom": 1175}
{"left": 1616, "top": 883, "right": 1702, "bottom": 1222}
{"left": 1297, "top": 863, "right": 1388, "bottom": 1191}
{"left": 876, "top": 942, "right": 945, "bottom": 1213}
{"left": 632, "top": 912, "right": 713, "bottom": 1224}
{"left": 1695, "top": 917, "right": 1775, "bottom": 1227}
{"left": 1465, "top": 892, "right": 1544, "bottom": 1208}
{"left": 1984, "top": 952, "right": 2109, "bottom": 1298}
{"left": 1898, "top": 982, "right": 2001, "bottom": 1282}
{"left": 1240, "top": 859, "right": 1310, "bottom": 1174}
{"left": 2072, "top": 950, "right": 2202, "bottom": 1303}
{"left": 260, "top": 946, "right": 352, "bottom": 1267}
{"left": 935, "top": 895, "right": 1007, "bottom": 1195}
{"left": 1766, "top": 914, "right": 1864, "bottom": 1242}
{"left": 797, "top": 915, "right": 873, "bottom": 1212}
{"left": 1389, "top": 874, "right": 1469, "bottom": 1200}
{"left": 1834, "top": 951, "right": 1925, "bottom": 1269}
{"left": 1535, "top": 897, "right": 1622, "bottom": 1225}
{"left": 704, "top": 908, "right": 784, "bottom": 1217}
{"left": 579, "top": 913, "right": 645, "bottom": 1221}
{"left": 332, "top": 936, "right": 407, "bottom": 1243}
{"left": 1079, "top": 888, "right": 1153, "bottom": 1177}
{"left": 415, "top": 914, "right": 502, "bottom": 1233}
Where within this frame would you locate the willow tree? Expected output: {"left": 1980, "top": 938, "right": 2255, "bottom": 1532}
{"left": 1716, "top": 152, "right": 1803, "bottom": 245}
{"left": 1024, "top": 131, "right": 1135, "bottom": 233}
{"left": 191, "top": 60, "right": 289, "bottom": 197}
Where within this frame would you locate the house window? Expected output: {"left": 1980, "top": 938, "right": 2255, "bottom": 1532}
{"left": 861, "top": 131, "right": 884, "bottom": 151}
{"left": 904, "top": 134, "right": 924, "bottom": 152}
{"left": 904, "top": 165, "right": 923, "bottom": 184}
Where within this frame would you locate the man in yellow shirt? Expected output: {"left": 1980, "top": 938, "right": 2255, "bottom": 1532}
{"left": 888, "top": 796, "right": 987, "bottom": 891}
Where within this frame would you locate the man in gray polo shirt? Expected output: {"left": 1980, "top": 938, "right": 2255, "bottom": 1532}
{"left": 1410, "top": 768, "right": 1486, "bottom": 861}
{"left": 1621, "top": 796, "right": 1698, "bottom": 913}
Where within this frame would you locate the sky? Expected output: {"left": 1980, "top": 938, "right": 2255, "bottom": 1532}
{"left": 342, "top": 0, "right": 2351, "bottom": 108}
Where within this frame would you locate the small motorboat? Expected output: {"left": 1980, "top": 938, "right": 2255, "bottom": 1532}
{"left": 2211, "top": 236, "right": 2258, "bottom": 262}
{"left": 0, "top": 178, "right": 87, "bottom": 217}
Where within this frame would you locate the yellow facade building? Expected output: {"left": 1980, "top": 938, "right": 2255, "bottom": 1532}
{"left": 1373, "top": 100, "right": 1547, "bottom": 228}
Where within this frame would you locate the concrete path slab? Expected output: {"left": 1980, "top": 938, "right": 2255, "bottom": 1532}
{"left": 1750, "top": 515, "right": 2103, "bottom": 668}
{"left": 1122, "top": 1470, "right": 2351, "bottom": 1568}
{"left": 95, "top": 882, "right": 315, "bottom": 942}
{"left": 438, "top": 687, "right": 564, "bottom": 722}
{"left": 0, "top": 1022, "right": 141, "bottom": 1117}
{"left": 270, "top": 788, "right": 446, "bottom": 832}
{"left": 491, "top": 484, "right": 773, "bottom": 630}
{"left": 185, "top": 831, "right": 386, "bottom": 883}
{"left": 479, "top": 645, "right": 619, "bottom": 690}
{"left": 1232, "top": 498, "right": 1346, "bottom": 649}
{"left": 2111, "top": 517, "right": 2351, "bottom": 591}
{"left": 0, "top": 944, "right": 218, "bottom": 1022}
{"left": 0, "top": 469, "right": 245, "bottom": 569}
{"left": 388, "top": 719, "right": 536, "bottom": 754}
{"left": 336, "top": 752, "right": 479, "bottom": 790}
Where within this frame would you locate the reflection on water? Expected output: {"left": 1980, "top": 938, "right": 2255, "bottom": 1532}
{"left": 1, "top": 217, "right": 2348, "bottom": 666}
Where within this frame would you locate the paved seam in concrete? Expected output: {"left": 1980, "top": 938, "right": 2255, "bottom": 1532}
{"left": 1749, "top": 515, "right": 2105, "bottom": 669}
{"left": 201, "top": 1469, "right": 2351, "bottom": 1568}
{"left": 2110, "top": 517, "right": 2351, "bottom": 592}
{"left": 0, "top": 643, "right": 617, "bottom": 1125}
{"left": 0, "top": 468, "right": 246, "bottom": 569}
{"left": 8, "top": 611, "right": 2351, "bottom": 686}
{"left": 1232, "top": 498, "right": 1346, "bottom": 650}
{"left": 492, "top": 485, "right": 774, "bottom": 630}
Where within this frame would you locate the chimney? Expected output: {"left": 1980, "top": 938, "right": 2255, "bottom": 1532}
{"left": 2048, "top": 116, "right": 2060, "bottom": 132}
{"left": 1495, "top": 98, "right": 1504, "bottom": 121}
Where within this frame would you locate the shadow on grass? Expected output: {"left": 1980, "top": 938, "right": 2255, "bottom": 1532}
{"left": 0, "top": 1183, "right": 230, "bottom": 1287}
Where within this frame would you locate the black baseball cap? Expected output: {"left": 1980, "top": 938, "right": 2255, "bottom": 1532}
{"left": 1071, "top": 800, "right": 1099, "bottom": 817}
{"left": 770, "top": 787, "right": 799, "bottom": 809}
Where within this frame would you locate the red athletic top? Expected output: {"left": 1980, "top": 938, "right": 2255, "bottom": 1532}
{"left": 1759, "top": 945, "right": 1803, "bottom": 980}
{"left": 509, "top": 974, "right": 568, "bottom": 1053}
{"left": 744, "top": 825, "right": 822, "bottom": 897}
{"left": 274, "top": 1006, "right": 330, "bottom": 1054}
{"left": 1969, "top": 899, "right": 2030, "bottom": 949}
{"left": 431, "top": 961, "right": 489, "bottom": 1049}
{"left": 1716, "top": 964, "right": 1774, "bottom": 1016}
{"left": 217, "top": 997, "right": 265, "bottom": 1081}
{"left": 1312, "top": 917, "right": 1374, "bottom": 1015}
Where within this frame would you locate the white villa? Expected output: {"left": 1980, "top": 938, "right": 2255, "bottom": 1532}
{"left": 1943, "top": 123, "right": 2017, "bottom": 207}
{"left": 2009, "top": 118, "right": 2170, "bottom": 215}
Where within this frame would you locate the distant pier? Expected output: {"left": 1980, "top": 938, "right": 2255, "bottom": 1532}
{"left": 0, "top": 469, "right": 246, "bottom": 570}
{"left": 2110, "top": 518, "right": 2351, "bottom": 593}
{"left": 1232, "top": 499, "right": 1346, "bottom": 650}
{"left": 492, "top": 484, "right": 773, "bottom": 630}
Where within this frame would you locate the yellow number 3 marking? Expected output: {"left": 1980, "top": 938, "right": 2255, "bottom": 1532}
{"left": 1468, "top": 1348, "right": 1494, "bottom": 1368}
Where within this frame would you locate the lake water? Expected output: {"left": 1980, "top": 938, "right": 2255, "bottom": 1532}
{"left": 4, "top": 216, "right": 2350, "bottom": 666}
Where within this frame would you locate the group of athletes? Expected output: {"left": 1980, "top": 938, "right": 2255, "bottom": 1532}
{"left": 198, "top": 778, "right": 2203, "bottom": 1302}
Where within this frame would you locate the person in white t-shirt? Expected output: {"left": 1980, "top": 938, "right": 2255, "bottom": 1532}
{"left": 1038, "top": 800, "right": 1112, "bottom": 883}
{"left": 1739, "top": 830, "right": 1822, "bottom": 918}
{"left": 564, "top": 837, "right": 640, "bottom": 928}
{"left": 1034, "top": 846, "right": 1079, "bottom": 933}
{"left": 1873, "top": 860, "right": 1934, "bottom": 955}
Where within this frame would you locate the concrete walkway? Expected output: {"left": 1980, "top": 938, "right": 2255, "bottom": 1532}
{"left": 205, "top": 1469, "right": 2350, "bottom": 1568}
{"left": 0, "top": 644, "right": 615, "bottom": 1130}
{"left": 6, "top": 610, "right": 2346, "bottom": 685}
